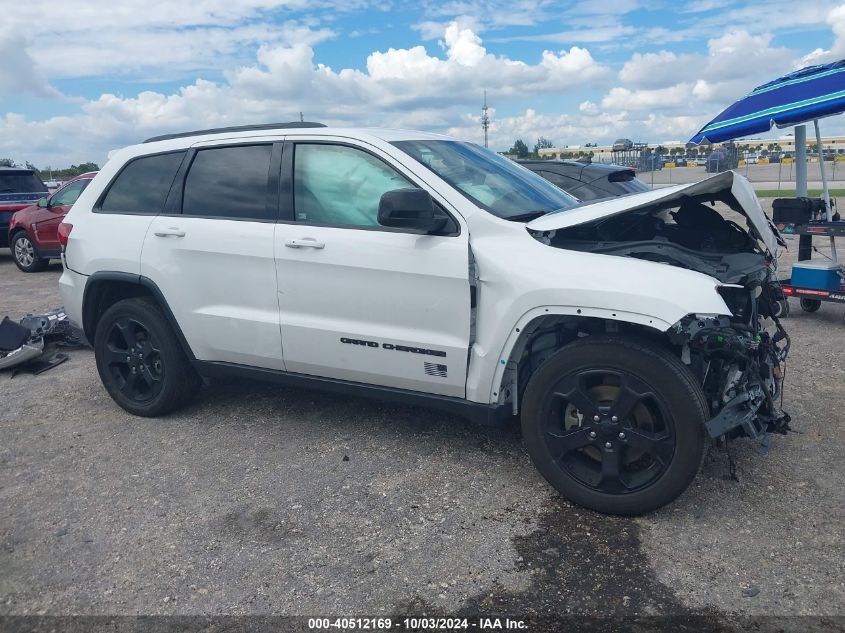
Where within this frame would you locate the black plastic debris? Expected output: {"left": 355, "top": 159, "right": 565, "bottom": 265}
{"left": 11, "top": 353, "right": 69, "bottom": 377}
{"left": 0, "top": 308, "right": 79, "bottom": 373}
{"left": 0, "top": 317, "right": 30, "bottom": 351}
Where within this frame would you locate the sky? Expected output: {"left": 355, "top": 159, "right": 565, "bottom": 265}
{"left": 2, "top": 0, "right": 845, "bottom": 168}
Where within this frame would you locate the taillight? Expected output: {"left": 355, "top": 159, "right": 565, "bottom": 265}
{"left": 58, "top": 222, "right": 73, "bottom": 247}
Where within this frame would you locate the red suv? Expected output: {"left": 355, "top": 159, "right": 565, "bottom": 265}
{"left": 8, "top": 172, "right": 97, "bottom": 272}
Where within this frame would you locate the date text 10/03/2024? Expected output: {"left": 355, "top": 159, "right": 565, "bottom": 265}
{"left": 307, "top": 617, "right": 528, "bottom": 630}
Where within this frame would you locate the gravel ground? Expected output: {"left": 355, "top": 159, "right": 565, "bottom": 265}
{"left": 0, "top": 233, "right": 844, "bottom": 628}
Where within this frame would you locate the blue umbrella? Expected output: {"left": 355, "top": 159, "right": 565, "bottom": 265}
{"left": 689, "top": 59, "right": 845, "bottom": 145}
{"left": 689, "top": 59, "right": 844, "bottom": 262}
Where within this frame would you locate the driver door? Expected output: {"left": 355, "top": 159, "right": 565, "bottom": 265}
{"left": 274, "top": 140, "right": 472, "bottom": 397}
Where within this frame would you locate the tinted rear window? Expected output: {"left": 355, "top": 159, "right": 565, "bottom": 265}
{"left": 181, "top": 144, "right": 273, "bottom": 220}
{"left": 0, "top": 171, "right": 47, "bottom": 194}
{"left": 99, "top": 152, "right": 185, "bottom": 214}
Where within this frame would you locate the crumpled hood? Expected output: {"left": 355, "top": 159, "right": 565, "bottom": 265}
{"left": 527, "top": 170, "right": 781, "bottom": 256}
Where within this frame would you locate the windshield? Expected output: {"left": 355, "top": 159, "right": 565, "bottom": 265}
{"left": 0, "top": 171, "right": 48, "bottom": 194}
{"left": 392, "top": 140, "right": 578, "bottom": 220}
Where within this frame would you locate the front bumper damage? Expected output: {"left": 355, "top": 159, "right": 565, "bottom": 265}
{"left": 669, "top": 307, "right": 791, "bottom": 441}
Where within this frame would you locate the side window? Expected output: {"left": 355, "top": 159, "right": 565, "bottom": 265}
{"left": 536, "top": 170, "right": 581, "bottom": 195}
{"left": 50, "top": 179, "right": 89, "bottom": 206}
{"left": 294, "top": 144, "right": 412, "bottom": 227}
{"left": 567, "top": 183, "right": 607, "bottom": 202}
{"left": 182, "top": 144, "right": 273, "bottom": 220}
{"left": 99, "top": 152, "right": 185, "bottom": 214}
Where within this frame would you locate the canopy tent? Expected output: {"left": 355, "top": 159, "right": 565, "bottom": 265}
{"left": 689, "top": 58, "right": 845, "bottom": 264}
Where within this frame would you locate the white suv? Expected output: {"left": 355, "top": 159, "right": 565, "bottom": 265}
{"left": 59, "top": 122, "right": 790, "bottom": 515}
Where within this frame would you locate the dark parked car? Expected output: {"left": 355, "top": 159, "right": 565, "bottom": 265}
{"left": 518, "top": 159, "right": 650, "bottom": 201}
{"left": 0, "top": 168, "right": 49, "bottom": 249}
{"left": 705, "top": 149, "right": 738, "bottom": 173}
{"left": 8, "top": 171, "right": 97, "bottom": 271}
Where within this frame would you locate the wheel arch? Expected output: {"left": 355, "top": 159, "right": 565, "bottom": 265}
{"left": 82, "top": 272, "right": 195, "bottom": 360}
{"left": 488, "top": 306, "right": 676, "bottom": 409}
{"left": 9, "top": 226, "right": 29, "bottom": 240}
{"left": 9, "top": 227, "right": 37, "bottom": 251}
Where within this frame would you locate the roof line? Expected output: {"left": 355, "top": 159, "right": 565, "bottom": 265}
{"left": 143, "top": 122, "right": 327, "bottom": 143}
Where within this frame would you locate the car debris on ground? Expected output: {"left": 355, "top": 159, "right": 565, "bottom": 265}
{"left": 0, "top": 307, "right": 81, "bottom": 374}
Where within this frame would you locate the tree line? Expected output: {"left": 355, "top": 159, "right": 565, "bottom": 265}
{"left": 0, "top": 158, "right": 100, "bottom": 180}
{"left": 506, "top": 137, "right": 554, "bottom": 159}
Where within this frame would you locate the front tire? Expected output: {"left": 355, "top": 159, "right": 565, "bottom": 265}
{"left": 12, "top": 232, "right": 48, "bottom": 272}
{"left": 94, "top": 297, "right": 201, "bottom": 416}
{"left": 521, "top": 336, "right": 708, "bottom": 516}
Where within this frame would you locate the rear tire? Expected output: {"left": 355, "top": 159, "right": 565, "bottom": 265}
{"left": 11, "top": 232, "right": 48, "bottom": 272}
{"left": 800, "top": 298, "right": 822, "bottom": 313}
{"left": 521, "top": 336, "right": 708, "bottom": 516}
{"left": 94, "top": 297, "right": 201, "bottom": 416}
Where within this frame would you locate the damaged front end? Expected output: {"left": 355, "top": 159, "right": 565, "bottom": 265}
{"left": 527, "top": 171, "right": 791, "bottom": 441}
{"left": 668, "top": 309, "right": 791, "bottom": 440}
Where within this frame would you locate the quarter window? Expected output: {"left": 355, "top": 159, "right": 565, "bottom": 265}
{"left": 293, "top": 144, "right": 412, "bottom": 227}
{"left": 99, "top": 152, "right": 185, "bottom": 214}
{"left": 182, "top": 144, "right": 273, "bottom": 220}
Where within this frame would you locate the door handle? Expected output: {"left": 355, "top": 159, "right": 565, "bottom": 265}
{"left": 285, "top": 238, "right": 325, "bottom": 249}
{"left": 154, "top": 228, "right": 186, "bottom": 238}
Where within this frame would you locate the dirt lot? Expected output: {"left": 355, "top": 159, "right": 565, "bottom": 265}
{"left": 0, "top": 232, "right": 844, "bottom": 628}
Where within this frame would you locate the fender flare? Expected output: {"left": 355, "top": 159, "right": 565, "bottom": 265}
{"left": 486, "top": 305, "right": 673, "bottom": 403}
{"left": 82, "top": 271, "right": 196, "bottom": 360}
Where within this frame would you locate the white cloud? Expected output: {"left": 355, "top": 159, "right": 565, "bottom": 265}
{"left": 619, "top": 31, "right": 793, "bottom": 92}
{"left": 0, "top": 30, "right": 62, "bottom": 99}
{"left": 418, "top": 0, "right": 549, "bottom": 30}
{"left": 579, "top": 100, "right": 598, "bottom": 114}
{"left": 798, "top": 4, "right": 845, "bottom": 66}
{"left": 601, "top": 84, "right": 692, "bottom": 111}
{"left": 0, "top": 22, "right": 610, "bottom": 165}
{"left": 443, "top": 23, "right": 486, "bottom": 66}
{"left": 0, "top": 1, "right": 338, "bottom": 82}
{"left": 618, "top": 51, "right": 692, "bottom": 88}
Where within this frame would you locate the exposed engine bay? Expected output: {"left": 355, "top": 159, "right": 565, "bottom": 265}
{"left": 530, "top": 185, "right": 791, "bottom": 441}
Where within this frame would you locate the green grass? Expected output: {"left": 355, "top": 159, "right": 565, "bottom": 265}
{"left": 754, "top": 188, "right": 845, "bottom": 198}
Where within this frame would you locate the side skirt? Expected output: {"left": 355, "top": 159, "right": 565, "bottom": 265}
{"left": 193, "top": 360, "right": 511, "bottom": 427}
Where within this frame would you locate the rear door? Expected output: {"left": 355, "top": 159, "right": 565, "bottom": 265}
{"left": 274, "top": 138, "right": 471, "bottom": 397}
{"left": 141, "top": 142, "right": 285, "bottom": 370}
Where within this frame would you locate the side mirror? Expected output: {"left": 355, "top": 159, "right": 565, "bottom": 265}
{"left": 377, "top": 188, "right": 447, "bottom": 234}
{"left": 37, "top": 197, "right": 48, "bottom": 208}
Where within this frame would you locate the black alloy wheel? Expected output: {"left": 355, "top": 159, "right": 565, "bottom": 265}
{"left": 94, "top": 297, "right": 201, "bottom": 416}
{"left": 522, "top": 336, "right": 708, "bottom": 516}
{"left": 103, "top": 316, "right": 165, "bottom": 402}
{"left": 544, "top": 370, "right": 675, "bottom": 495}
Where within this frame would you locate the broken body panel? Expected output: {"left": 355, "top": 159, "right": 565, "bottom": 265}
{"left": 522, "top": 171, "right": 790, "bottom": 441}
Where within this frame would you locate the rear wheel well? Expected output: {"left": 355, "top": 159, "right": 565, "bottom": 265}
{"left": 82, "top": 279, "right": 154, "bottom": 343}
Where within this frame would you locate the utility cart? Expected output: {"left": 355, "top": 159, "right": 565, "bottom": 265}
{"left": 776, "top": 217, "right": 845, "bottom": 322}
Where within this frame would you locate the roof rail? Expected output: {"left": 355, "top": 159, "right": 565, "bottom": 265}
{"left": 143, "top": 121, "right": 327, "bottom": 143}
